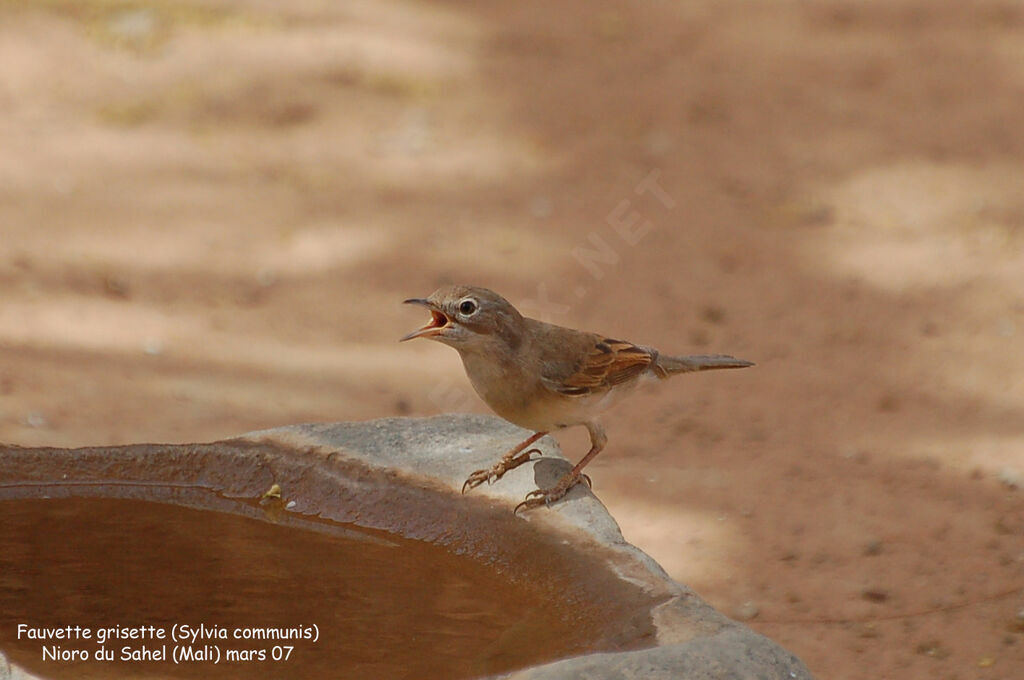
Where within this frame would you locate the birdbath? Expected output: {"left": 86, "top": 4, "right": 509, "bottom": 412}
{"left": 0, "top": 415, "right": 814, "bottom": 679}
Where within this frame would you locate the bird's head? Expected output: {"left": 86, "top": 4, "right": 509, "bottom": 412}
{"left": 400, "top": 285, "right": 524, "bottom": 351}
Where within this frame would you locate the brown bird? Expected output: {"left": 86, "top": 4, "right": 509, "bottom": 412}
{"left": 401, "top": 285, "right": 753, "bottom": 512}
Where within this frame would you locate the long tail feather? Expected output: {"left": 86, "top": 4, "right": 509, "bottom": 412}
{"left": 654, "top": 354, "right": 754, "bottom": 377}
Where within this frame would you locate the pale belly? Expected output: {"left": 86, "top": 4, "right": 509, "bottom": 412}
{"left": 465, "top": 359, "right": 641, "bottom": 432}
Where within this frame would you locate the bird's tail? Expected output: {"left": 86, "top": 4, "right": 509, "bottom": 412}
{"left": 653, "top": 353, "right": 754, "bottom": 378}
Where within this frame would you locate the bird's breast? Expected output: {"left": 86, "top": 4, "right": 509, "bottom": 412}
{"left": 459, "top": 350, "right": 628, "bottom": 432}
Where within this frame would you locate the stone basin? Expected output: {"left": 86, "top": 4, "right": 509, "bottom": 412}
{"left": 0, "top": 415, "right": 814, "bottom": 679}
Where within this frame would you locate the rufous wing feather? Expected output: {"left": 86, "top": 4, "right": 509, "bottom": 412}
{"left": 542, "top": 338, "right": 655, "bottom": 397}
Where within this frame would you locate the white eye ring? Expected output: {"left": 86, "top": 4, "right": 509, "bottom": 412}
{"left": 458, "top": 298, "right": 478, "bottom": 316}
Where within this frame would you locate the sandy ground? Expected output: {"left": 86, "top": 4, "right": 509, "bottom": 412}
{"left": 1, "top": 1, "right": 1023, "bottom": 678}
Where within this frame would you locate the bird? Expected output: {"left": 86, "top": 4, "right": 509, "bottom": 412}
{"left": 400, "top": 285, "right": 753, "bottom": 513}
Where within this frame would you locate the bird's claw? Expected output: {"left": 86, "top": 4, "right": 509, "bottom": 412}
{"left": 513, "top": 487, "right": 568, "bottom": 514}
{"left": 461, "top": 470, "right": 493, "bottom": 494}
{"left": 461, "top": 448, "right": 544, "bottom": 494}
{"left": 513, "top": 497, "right": 546, "bottom": 514}
{"left": 513, "top": 472, "right": 588, "bottom": 514}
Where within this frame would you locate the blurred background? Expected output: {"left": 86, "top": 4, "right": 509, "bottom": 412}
{"left": 1, "top": 1, "right": 1022, "bottom": 677}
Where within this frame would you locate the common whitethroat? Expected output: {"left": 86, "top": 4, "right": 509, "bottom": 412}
{"left": 401, "top": 285, "right": 753, "bottom": 513}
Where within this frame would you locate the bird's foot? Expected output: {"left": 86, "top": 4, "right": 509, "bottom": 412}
{"left": 513, "top": 471, "right": 589, "bottom": 514}
{"left": 462, "top": 448, "right": 543, "bottom": 494}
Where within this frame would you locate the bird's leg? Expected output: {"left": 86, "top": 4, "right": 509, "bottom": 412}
{"left": 462, "top": 431, "right": 548, "bottom": 494}
{"left": 515, "top": 422, "right": 605, "bottom": 513}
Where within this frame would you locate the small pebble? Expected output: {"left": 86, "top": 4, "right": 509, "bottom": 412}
{"left": 103, "top": 274, "right": 130, "bottom": 299}
{"left": 24, "top": 412, "right": 47, "bottom": 428}
{"left": 735, "top": 601, "right": 759, "bottom": 620}
{"left": 997, "top": 467, "right": 1021, "bottom": 490}
{"left": 861, "top": 587, "right": 890, "bottom": 603}
{"left": 143, "top": 338, "right": 164, "bottom": 356}
{"left": 858, "top": 622, "right": 880, "bottom": 639}
{"left": 1008, "top": 609, "right": 1024, "bottom": 634}
{"left": 914, "top": 640, "right": 949, "bottom": 658}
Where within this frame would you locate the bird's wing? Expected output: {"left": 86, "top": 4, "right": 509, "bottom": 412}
{"left": 540, "top": 337, "right": 655, "bottom": 397}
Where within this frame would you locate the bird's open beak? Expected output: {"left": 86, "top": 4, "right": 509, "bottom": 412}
{"left": 400, "top": 298, "right": 451, "bottom": 342}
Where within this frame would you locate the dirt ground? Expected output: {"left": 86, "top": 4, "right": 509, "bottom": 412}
{"left": 1, "top": 1, "right": 1023, "bottom": 678}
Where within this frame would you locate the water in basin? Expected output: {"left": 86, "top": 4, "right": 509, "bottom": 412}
{"left": 0, "top": 494, "right": 651, "bottom": 679}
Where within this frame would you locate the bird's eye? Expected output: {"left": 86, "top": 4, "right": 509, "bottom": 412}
{"left": 459, "top": 299, "right": 478, "bottom": 315}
